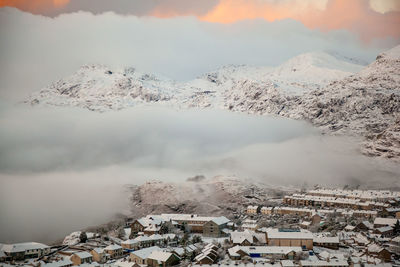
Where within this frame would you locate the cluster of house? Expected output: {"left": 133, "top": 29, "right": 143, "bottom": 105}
{"left": 243, "top": 188, "right": 400, "bottom": 265}
{"left": 130, "top": 214, "right": 233, "bottom": 238}
{"left": 248, "top": 206, "right": 381, "bottom": 219}
{"left": 283, "top": 195, "right": 390, "bottom": 211}
{"left": 1, "top": 188, "right": 399, "bottom": 267}
{"left": 0, "top": 242, "right": 51, "bottom": 261}
{"left": 1, "top": 220, "right": 399, "bottom": 267}
{"left": 282, "top": 189, "right": 400, "bottom": 213}
{"left": 247, "top": 206, "right": 380, "bottom": 220}
{"left": 306, "top": 190, "right": 400, "bottom": 203}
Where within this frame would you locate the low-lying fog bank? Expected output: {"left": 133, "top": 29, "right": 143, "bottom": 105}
{"left": 1, "top": 105, "right": 399, "bottom": 243}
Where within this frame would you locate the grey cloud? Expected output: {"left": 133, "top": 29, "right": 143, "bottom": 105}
{"left": 0, "top": 105, "right": 399, "bottom": 186}
{"left": 54, "top": 0, "right": 219, "bottom": 17}
{"left": 0, "top": 105, "right": 314, "bottom": 174}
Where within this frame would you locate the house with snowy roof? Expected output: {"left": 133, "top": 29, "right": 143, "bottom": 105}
{"left": 121, "top": 239, "right": 138, "bottom": 250}
{"left": 231, "top": 245, "right": 303, "bottom": 260}
{"left": 70, "top": 252, "right": 92, "bottom": 266}
{"left": 104, "top": 244, "right": 123, "bottom": 259}
{"left": 203, "top": 216, "right": 231, "bottom": 237}
{"left": 130, "top": 216, "right": 165, "bottom": 237}
{"left": 355, "top": 221, "right": 373, "bottom": 232}
{"left": 241, "top": 219, "right": 259, "bottom": 231}
{"left": 299, "top": 259, "right": 348, "bottom": 267}
{"left": 374, "top": 226, "right": 393, "bottom": 237}
{"left": 90, "top": 248, "right": 108, "bottom": 263}
{"left": 313, "top": 234, "right": 339, "bottom": 250}
{"left": 266, "top": 228, "right": 314, "bottom": 250}
{"left": 247, "top": 205, "right": 258, "bottom": 214}
{"left": 374, "top": 217, "right": 398, "bottom": 228}
{"left": 131, "top": 214, "right": 232, "bottom": 236}
{"left": 230, "top": 230, "right": 267, "bottom": 246}
{"left": 130, "top": 246, "right": 162, "bottom": 265}
{"left": 42, "top": 259, "right": 73, "bottom": 267}
{"left": 1, "top": 242, "right": 50, "bottom": 261}
{"left": 261, "top": 207, "right": 273, "bottom": 215}
{"left": 194, "top": 243, "right": 219, "bottom": 264}
{"left": 144, "top": 224, "right": 162, "bottom": 236}
{"left": 366, "top": 243, "right": 392, "bottom": 262}
{"left": 147, "top": 251, "right": 180, "bottom": 267}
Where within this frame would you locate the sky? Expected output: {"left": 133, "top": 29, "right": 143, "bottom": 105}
{"left": 0, "top": 1, "right": 400, "bottom": 100}
{"left": 0, "top": 0, "right": 400, "bottom": 41}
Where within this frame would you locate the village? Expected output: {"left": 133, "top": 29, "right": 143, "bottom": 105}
{"left": 1, "top": 188, "right": 400, "bottom": 267}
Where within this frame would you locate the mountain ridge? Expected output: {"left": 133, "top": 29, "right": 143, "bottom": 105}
{"left": 25, "top": 47, "right": 400, "bottom": 161}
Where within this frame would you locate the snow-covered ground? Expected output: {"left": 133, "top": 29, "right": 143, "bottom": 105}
{"left": 62, "top": 231, "right": 96, "bottom": 246}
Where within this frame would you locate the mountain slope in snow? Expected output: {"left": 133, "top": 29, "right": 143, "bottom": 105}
{"left": 26, "top": 51, "right": 364, "bottom": 111}
{"left": 222, "top": 46, "right": 400, "bottom": 160}
{"left": 27, "top": 64, "right": 186, "bottom": 111}
{"left": 269, "top": 51, "right": 365, "bottom": 93}
{"left": 24, "top": 47, "right": 400, "bottom": 161}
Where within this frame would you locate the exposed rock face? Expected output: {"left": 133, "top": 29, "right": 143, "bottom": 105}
{"left": 128, "top": 176, "right": 288, "bottom": 218}
{"left": 362, "top": 117, "right": 400, "bottom": 160}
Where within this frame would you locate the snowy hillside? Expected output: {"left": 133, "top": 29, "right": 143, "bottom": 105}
{"left": 28, "top": 64, "right": 186, "bottom": 111}
{"left": 269, "top": 51, "right": 365, "bottom": 93}
{"left": 24, "top": 47, "right": 400, "bottom": 161}
{"left": 225, "top": 45, "right": 400, "bottom": 160}
{"left": 26, "top": 51, "right": 364, "bottom": 111}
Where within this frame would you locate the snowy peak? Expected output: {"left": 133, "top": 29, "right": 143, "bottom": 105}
{"left": 324, "top": 50, "right": 369, "bottom": 66}
{"left": 28, "top": 64, "right": 179, "bottom": 111}
{"left": 195, "top": 51, "right": 365, "bottom": 96}
{"left": 377, "top": 44, "right": 400, "bottom": 60}
{"left": 270, "top": 51, "right": 365, "bottom": 92}
{"left": 357, "top": 45, "right": 400, "bottom": 85}
{"left": 27, "top": 50, "right": 366, "bottom": 111}
{"left": 276, "top": 51, "right": 364, "bottom": 72}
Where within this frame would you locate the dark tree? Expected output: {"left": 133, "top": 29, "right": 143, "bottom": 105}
{"left": 192, "top": 235, "right": 202, "bottom": 243}
{"left": 394, "top": 220, "right": 400, "bottom": 235}
{"left": 79, "top": 231, "right": 88, "bottom": 243}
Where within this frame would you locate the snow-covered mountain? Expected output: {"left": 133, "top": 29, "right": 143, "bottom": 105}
{"left": 27, "top": 64, "right": 185, "bottom": 111}
{"left": 26, "top": 51, "right": 364, "bottom": 111}
{"left": 220, "top": 46, "right": 400, "bottom": 160}
{"left": 25, "top": 47, "right": 400, "bottom": 161}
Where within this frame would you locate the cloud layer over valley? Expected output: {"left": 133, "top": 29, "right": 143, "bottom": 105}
{"left": 1, "top": 105, "right": 400, "bottom": 243}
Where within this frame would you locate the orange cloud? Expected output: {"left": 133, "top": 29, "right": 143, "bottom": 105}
{"left": 298, "top": 0, "right": 400, "bottom": 41}
{"left": 198, "top": 0, "right": 400, "bottom": 41}
{"left": 199, "top": 0, "right": 309, "bottom": 23}
{"left": 53, "top": 0, "right": 69, "bottom": 7}
{"left": 0, "top": 0, "right": 69, "bottom": 13}
{"left": 0, "top": 0, "right": 399, "bottom": 41}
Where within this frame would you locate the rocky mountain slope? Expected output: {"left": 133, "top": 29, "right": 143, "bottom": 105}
{"left": 26, "top": 51, "right": 364, "bottom": 111}
{"left": 128, "top": 176, "right": 291, "bottom": 219}
{"left": 27, "top": 64, "right": 184, "bottom": 111}
{"left": 25, "top": 47, "right": 400, "bottom": 161}
{"left": 206, "top": 46, "right": 400, "bottom": 160}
